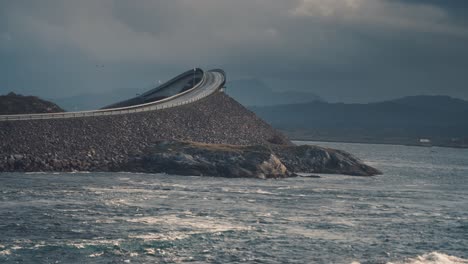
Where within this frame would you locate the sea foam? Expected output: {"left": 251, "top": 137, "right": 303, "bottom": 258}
{"left": 387, "top": 252, "right": 468, "bottom": 264}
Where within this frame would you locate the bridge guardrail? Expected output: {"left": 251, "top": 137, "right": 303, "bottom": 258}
{"left": 209, "top": 69, "right": 226, "bottom": 87}
{"left": 0, "top": 69, "right": 224, "bottom": 122}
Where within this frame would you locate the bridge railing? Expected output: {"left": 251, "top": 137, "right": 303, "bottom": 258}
{"left": 102, "top": 68, "right": 204, "bottom": 109}
{"left": 0, "top": 69, "right": 225, "bottom": 122}
{"left": 209, "top": 69, "right": 226, "bottom": 87}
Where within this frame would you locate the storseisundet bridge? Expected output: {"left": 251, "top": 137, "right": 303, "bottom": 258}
{"left": 0, "top": 68, "right": 226, "bottom": 121}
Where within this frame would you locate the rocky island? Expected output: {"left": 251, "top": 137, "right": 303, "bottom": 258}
{"left": 0, "top": 70, "right": 381, "bottom": 178}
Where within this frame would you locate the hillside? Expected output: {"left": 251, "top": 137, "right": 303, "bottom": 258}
{"left": 250, "top": 95, "right": 468, "bottom": 148}
{"left": 0, "top": 92, "right": 65, "bottom": 115}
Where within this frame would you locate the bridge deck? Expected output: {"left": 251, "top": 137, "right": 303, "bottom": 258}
{"left": 0, "top": 69, "right": 225, "bottom": 122}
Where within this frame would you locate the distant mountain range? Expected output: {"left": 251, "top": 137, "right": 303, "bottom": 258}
{"left": 226, "top": 79, "right": 322, "bottom": 106}
{"left": 250, "top": 95, "right": 468, "bottom": 148}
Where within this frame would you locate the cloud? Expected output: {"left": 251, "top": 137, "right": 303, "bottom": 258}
{"left": 0, "top": 0, "right": 467, "bottom": 101}
{"left": 3, "top": 0, "right": 466, "bottom": 62}
{"left": 291, "top": 0, "right": 468, "bottom": 36}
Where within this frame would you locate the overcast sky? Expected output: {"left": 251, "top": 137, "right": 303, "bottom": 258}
{"left": 1, "top": 0, "right": 467, "bottom": 102}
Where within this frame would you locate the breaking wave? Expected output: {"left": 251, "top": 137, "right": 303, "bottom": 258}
{"left": 388, "top": 252, "right": 468, "bottom": 264}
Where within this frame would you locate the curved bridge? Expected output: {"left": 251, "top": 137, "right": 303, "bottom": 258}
{"left": 0, "top": 69, "right": 226, "bottom": 121}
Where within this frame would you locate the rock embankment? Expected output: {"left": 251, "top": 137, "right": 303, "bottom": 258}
{"left": 0, "top": 92, "right": 64, "bottom": 115}
{"left": 0, "top": 92, "right": 381, "bottom": 177}
{"left": 0, "top": 93, "right": 290, "bottom": 173}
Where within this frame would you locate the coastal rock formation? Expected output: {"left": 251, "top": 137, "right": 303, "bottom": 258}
{"left": 0, "top": 139, "right": 380, "bottom": 177}
{"left": 0, "top": 92, "right": 64, "bottom": 115}
{"left": 123, "top": 141, "right": 294, "bottom": 179}
{"left": 273, "top": 144, "right": 382, "bottom": 176}
{"left": 123, "top": 141, "right": 380, "bottom": 177}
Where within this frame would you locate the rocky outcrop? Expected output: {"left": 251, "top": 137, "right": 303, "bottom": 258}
{"left": 272, "top": 145, "right": 382, "bottom": 176}
{"left": 123, "top": 141, "right": 294, "bottom": 179}
{"left": 124, "top": 141, "right": 380, "bottom": 177}
{"left": 0, "top": 140, "right": 380, "bottom": 177}
{"left": 0, "top": 92, "right": 64, "bottom": 115}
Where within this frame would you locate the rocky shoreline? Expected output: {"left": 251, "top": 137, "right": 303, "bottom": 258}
{"left": 0, "top": 140, "right": 380, "bottom": 178}
{"left": 123, "top": 141, "right": 381, "bottom": 178}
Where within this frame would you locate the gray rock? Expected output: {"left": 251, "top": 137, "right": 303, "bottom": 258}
{"left": 13, "top": 154, "right": 24, "bottom": 160}
{"left": 272, "top": 144, "right": 381, "bottom": 176}
{"left": 122, "top": 141, "right": 296, "bottom": 179}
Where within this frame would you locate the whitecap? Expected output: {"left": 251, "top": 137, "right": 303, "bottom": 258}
{"left": 95, "top": 219, "right": 117, "bottom": 224}
{"left": 387, "top": 252, "right": 468, "bottom": 264}
{"left": 129, "top": 232, "right": 190, "bottom": 241}
{"left": 89, "top": 252, "right": 104, "bottom": 258}
{"left": 33, "top": 242, "right": 46, "bottom": 249}
{"left": 118, "top": 177, "right": 131, "bottom": 181}
{"left": 145, "top": 248, "right": 157, "bottom": 255}
{"left": 127, "top": 215, "right": 250, "bottom": 232}
{"left": 85, "top": 187, "right": 154, "bottom": 194}
{"left": 68, "top": 239, "right": 123, "bottom": 249}
{"left": 221, "top": 187, "right": 274, "bottom": 195}
{"left": 0, "top": 249, "right": 11, "bottom": 256}
{"left": 69, "top": 171, "right": 90, "bottom": 174}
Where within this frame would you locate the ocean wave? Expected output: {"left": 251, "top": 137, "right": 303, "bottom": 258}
{"left": 220, "top": 187, "right": 275, "bottom": 195}
{"left": 128, "top": 232, "right": 190, "bottom": 241}
{"left": 68, "top": 239, "right": 123, "bottom": 249}
{"left": 85, "top": 187, "right": 155, "bottom": 194}
{"left": 89, "top": 252, "right": 104, "bottom": 258}
{"left": 386, "top": 252, "right": 468, "bottom": 264}
{"left": 0, "top": 249, "right": 11, "bottom": 256}
{"left": 68, "top": 171, "right": 91, "bottom": 174}
{"left": 127, "top": 214, "right": 251, "bottom": 231}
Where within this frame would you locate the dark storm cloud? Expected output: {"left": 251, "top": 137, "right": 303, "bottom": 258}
{"left": 1, "top": 0, "right": 467, "bottom": 102}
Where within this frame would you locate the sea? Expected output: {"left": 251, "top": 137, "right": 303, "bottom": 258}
{"left": 0, "top": 141, "right": 467, "bottom": 264}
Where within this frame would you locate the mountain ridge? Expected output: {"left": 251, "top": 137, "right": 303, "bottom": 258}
{"left": 225, "top": 79, "right": 323, "bottom": 106}
{"left": 250, "top": 95, "right": 468, "bottom": 148}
